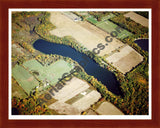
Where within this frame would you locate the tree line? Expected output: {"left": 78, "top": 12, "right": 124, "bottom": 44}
{"left": 109, "top": 14, "right": 148, "bottom": 37}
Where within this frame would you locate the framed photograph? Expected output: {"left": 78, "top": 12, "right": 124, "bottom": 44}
{"left": 0, "top": 0, "right": 160, "bottom": 128}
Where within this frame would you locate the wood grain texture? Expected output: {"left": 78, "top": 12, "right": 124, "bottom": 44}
{"left": 0, "top": 0, "right": 160, "bottom": 128}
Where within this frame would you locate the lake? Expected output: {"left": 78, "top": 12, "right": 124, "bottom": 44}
{"left": 134, "top": 39, "right": 149, "bottom": 52}
{"left": 33, "top": 39, "right": 122, "bottom": 96}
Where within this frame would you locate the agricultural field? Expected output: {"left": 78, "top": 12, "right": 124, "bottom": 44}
{"left": 87, "top": 15, "right": 98, "bottom": 24}
{"left": 78, "top": 21, "right": 125, "bottom": 55}
{"left": 96, "top": 101, "right": 124, "bottom": 115}
{"left": 86, "top": 13, "right": 132, "bottom": 39}
{"left": 62, "top": 12, "right": 82, "bottom": 21}
{"left": 101, "top": 13, "right": 115, "bottom": 21}
{"left": 76, "top": 11, "right": 89, "bottom": 16}
{"left": 124, "top": 11, "right": 148, "bottom": 27}
{"left": 12, "top": 65, "right": 39, "bottom": 94}
{"left": 23, "top": 59, "right": 74, "bottom": 86}
{"left": 48, "top": 101, "right": 80, "bottom": 115}
{"left": 86, "top": 109, "right": 97, "bottom": 115}
{"left": 72, "top": 90, "right": 101, "bottom": 111}
{"left": 12, "top": 78, "right": 28, "bottom": 99}
{"left": 49, "top": 11, "right": 143, "bottom": 74}
{"left": 49, "top": 12, "right": 125, "bottom": 55}
{"left": 12, "top": 44, "right": 24, "bottom": 56}
{"left": 106, "top": 45, "right": 143, "bottom": 74}
{"left": 49, "top": 11, "right": 104, "bottom": 53}
{"left": 48, "top": 77, "right": 101, "bottom": 115}
{"left": 96, "top": 20, "right": 116, "bottom": 32}
{"left": 96, "top": 20, "right": 132, "bottom": 39}
{"left": 51, "top": 77, "right": 90, "bottom": 102}
{"left": 86, "top": 16, "right": 133, "bottom": 39}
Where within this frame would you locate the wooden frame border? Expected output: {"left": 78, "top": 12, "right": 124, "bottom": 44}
{"left": 0, "top": 0, "right": 160, "bottom": 128}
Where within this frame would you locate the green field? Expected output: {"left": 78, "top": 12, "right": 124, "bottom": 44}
{"left": 87, "top": 16, "right": 98, "bottom": 24}
{"left": 12, "top": 83, "right": 28, "bottom": 98}
{"left": 96, "top": 20, "right": 116, "bottom": 32}
{"left": 12, "top": 65, "right": 39, "bottom": 94}
{"left": 101, "top": 13, "right": 115, "bottom": 21}
{"left": 86, "top": 13, "right": 132, "bottom": 39}
{"left": 23, "top": 59, "right": 74, "bottom": 86}
{"left": 96, "top": 20, "right": 132, "bottom": 39}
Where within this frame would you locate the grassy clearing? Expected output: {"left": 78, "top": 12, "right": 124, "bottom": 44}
{"left": 23, "top": 59, "right": 74, "bottom": 86}
{"left": 12, "top": 65, "right": 39, "bottom": 94}
{"left": 12, "top": 78, "right": 28, "bottom": 98}
{"left": 96, "top": 20, "right": 116, "bottom": 32}
{"left": 117, "top": 30, "right": 132, "bottom": 39}
{"left": 101, "top": 13, "right": 115, "bottom": 21}
{"left": 86, "top": 14, "right": 132, "bottom": 39}
{"left": 87, "top": 13, "right": 132, "bottom": 39}
{"left": 96, "top": 20, "right": 132, "bottom": 39}
{"left": 87, "top": 16, "right": 98, "bottom": 24}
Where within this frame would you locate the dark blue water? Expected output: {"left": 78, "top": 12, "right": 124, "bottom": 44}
{"left": 33, "top": 39, "right": 122, "bottom": 96}
{"left": 134, "top": 39, "right": 149, "bottom": 52}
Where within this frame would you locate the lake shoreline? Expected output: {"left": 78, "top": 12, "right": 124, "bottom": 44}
{"left": 33, "top": 39, "right": 122, "bottom": 96}
{"left": 134, "top": 39, "right": 149, "bottom": 52}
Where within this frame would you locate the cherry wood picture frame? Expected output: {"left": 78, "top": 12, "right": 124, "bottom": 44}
{"left": 0, "top": 0, "right": 160, "bottom": 128}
